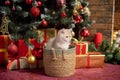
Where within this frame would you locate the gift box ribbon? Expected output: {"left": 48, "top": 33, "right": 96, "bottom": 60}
{"left": 0, "top": 49, "right": 6, "bottom": 52}
{"left": 86, "top": 53, "right": 102, "bottom": 68}
{"left": 86, "top": 54, "right": 90, "bottom": 68}
{"left": 7, "top": 58, "right": 20, "bottom": 70}
{"left": 0, "top": 35, "right": 8, "bottom": 63}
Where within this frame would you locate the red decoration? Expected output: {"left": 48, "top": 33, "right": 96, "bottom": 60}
{"left": 94, "top": 32, "right": 103, "bottom": 48}
{"left": 37, "top": 1, "right": 42, "bottom": 7}
{"left": 26, "top": 0, "right": 32, "bottom": 5}
{"left": 61, "top": 11, "right": 67, "bottom": 18}
{"left": 30, "top": 6, "right": 40, "bottom": 17}
{"left": 5, "top": 0, "right": 11, "bottom": 6}
{"left": 33, "top": 48, "right": 43, "bottom": 59}
{"left": 80, "top": 29, "right": 90, "bottom": 37}
{"left": 41, "top": 19, "right": 48, "bottom": 27}
{"left": 56, "top": 0, "right": 66, "bottom": 8}
{"left": 17, "top": 39, "right": 42, "bottom": 59}
{"left": 7, "top": 43, "right": 18, "bottom": 55}
{"left": 75, "top": 15, "right": 82, "bottom": 23}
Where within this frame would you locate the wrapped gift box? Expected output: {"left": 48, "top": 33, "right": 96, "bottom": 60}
{"left": 76, "top": 42, "right": 88, "bottom": 55}
{"left": 17, "top": 39, "right": 42, "bottom": 59}
{"left": 7, "top": 39, "right": 43, "bottom": 70}
{"left": 37, "top": 28, "right": 57, "bottom": 43}
{"left": 0, "top": 35, "right": 11, "bottom": 65}
{"left": 7, "top": 57, "right": 43, "bottom": 70}
{"left": 76, "top": 52, "right": 105, "bottom": 69}
{"left": 46, "top": 28, "right": 57, "bottom": 41}
{"left": 29, "top": 59, "right": 43, "bottom": 69}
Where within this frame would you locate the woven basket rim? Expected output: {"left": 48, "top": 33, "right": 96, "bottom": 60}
{"left": 43, "top": 46, "right": 75, "bottom": 54}
{"left": 44, "top": 45, "right": 75, "bottom": 50}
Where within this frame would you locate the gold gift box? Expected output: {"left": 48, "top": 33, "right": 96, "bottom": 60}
{"left": 37, "top": 28, "right": 57, "bottom": 42}
{"left": 76, "top": 52, "right": 105, "bottom": 69}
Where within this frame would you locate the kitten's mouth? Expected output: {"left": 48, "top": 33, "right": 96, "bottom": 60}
{"left": 64, "top": 39, "right": 67, "bottom": 42}
{"left": 63, "top": 39, "right": 69, "bottom": 42}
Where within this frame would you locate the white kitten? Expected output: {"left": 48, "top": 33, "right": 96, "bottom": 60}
{"left": 45, "top": 28, "right": 72, "bottom": 50}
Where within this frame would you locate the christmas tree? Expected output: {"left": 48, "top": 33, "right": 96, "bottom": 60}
{"left": 0, "top": 0, "right": 94, "bottom": 46}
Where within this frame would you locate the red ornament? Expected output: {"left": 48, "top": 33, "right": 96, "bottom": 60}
{"left": 34, "top": 49, "right": 43, "bottom": 58}
{"left": 7, "top": 43, "right": 18, "bottom": 55}
{"left": 30, "top": 6, "right": 40, "bottom": 17}
{"left": 80, "top": 29, "right": 90, "bottom": 37}
{"left": 75, "top": 15, "right": 82, "bottom": 23}
{"left": 75, "top": 15, "right": 82, "bottom": 21}
{"left": 56, "top": 0, "right": 66, "bottom": 8}
{"left": 61, "top": 11, "right": 67, "bottom": 18}
{"left": 41, "top": 19, "right": 48, "bottom": 27}
{"left": 5, "top": 0, "right": 11, "bottom": 6}
{"left": 26, "top": 0, "right": 32, "bottom": 5}
{"left": 37, "top": 1, "right": 42, "bottom": 7}
{"left": 75, "top": 20, "right": 80, "bottom": 23}
{"left": 32, "top": 48, "right": 43, "bottom": 59}
{"left": 79, "top": 5, "right": 83, "bottom": 10}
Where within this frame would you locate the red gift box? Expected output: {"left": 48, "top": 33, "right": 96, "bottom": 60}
{"left": 17, "top": 39, "right": 42, "bottom": 59}
{"left": 17, "top": 40, "right": 28, "bottom": 58}
{"left": 0, "top": 35, "right": 11, "bottom": 65}
{"left": 76, "top": 42, "right": 88, "bottom": 55}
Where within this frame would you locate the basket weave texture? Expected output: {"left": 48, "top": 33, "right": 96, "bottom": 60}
{"left": 43, "top": 47, "right": 76, "bottom": 77}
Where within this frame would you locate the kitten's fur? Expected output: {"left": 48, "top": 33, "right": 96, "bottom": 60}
{"left": 46, "top": 28, "right": 72, "bottom": 50}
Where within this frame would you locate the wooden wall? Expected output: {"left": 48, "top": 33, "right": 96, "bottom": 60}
{"left": 114, "top": 0, "right": 120, "bottom": 30}
{"left": 84, "top": 0, "right": 115, "bottom": 42}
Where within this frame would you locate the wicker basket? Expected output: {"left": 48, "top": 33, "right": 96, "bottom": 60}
{"left": 43, "top": 46, "right": 76, "bottom": 77}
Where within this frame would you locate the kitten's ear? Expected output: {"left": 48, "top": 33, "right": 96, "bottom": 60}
{"left": 69, "top": 28, "right": 72, "bottom": 31}
{"left": 58, "top": 28, "right": 65, "bottom": 34}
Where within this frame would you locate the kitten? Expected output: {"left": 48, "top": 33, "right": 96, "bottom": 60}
{"left": 45, "top": 28, "right": 72, "bottom": 50}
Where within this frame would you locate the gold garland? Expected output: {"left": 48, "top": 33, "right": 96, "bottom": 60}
{"left": 0, "top": 15, "right": 9, "bottom": 34}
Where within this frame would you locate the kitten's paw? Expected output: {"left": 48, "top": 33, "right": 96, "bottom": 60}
{"left": 51, "top": 58, "right": 57, "bottom": 61}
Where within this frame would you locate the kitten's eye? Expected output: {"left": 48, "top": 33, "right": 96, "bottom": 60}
{"left": 66, "top": 36, "right": 68, "bottom": 38}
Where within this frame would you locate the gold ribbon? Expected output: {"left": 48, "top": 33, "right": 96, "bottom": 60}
{"left": 79, "top": 43, "right": 83, "bottom": 54}
{"left": 0, "top": 49, "right": 6, "bottom": 52}
{"left": 78, "top": 36, "right": 84, "bottom": 54}
{"left": 0, "top": 35, "right": 8, "bottom": 63}
{"left": 28, "top": 39, "right": 32, "bottom": 56}
{"left": 4, "top": 35, "right": 8, "bottom": 62}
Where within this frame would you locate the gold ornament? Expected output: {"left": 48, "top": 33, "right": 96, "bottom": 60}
{"left": 27, "top": 48, "right": 36, "bottom": 64}
{"left": 0, "top": 15, "right": 10, "bottom": 34}
{"left": 82, "top": 7, "right": 91, "bottom": 16}
{"left": 72, "top": 31, "right": 75, "bottom": 37}
{"left": 27, "top": 55, "right": 36, "bottom": 64}
{"left": 75, "top": 0, "right": 81, "bottom": 10}
{"left": 73, "top": 9, "right": 78, "bottom": 16}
